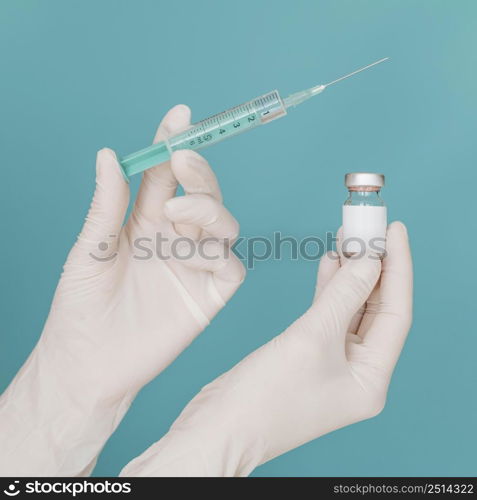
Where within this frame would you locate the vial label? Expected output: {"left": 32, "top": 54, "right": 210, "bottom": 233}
{"left": 342, "top": 205, "right": 387, "bottom": 254}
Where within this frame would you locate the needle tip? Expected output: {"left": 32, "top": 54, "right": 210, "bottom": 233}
{"left": 323, "top": 57, "right": 390, "bottom": 88}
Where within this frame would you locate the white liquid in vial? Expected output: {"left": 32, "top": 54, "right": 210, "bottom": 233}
{"left": 342, "top": 205, "right": 387, "bottom": 254}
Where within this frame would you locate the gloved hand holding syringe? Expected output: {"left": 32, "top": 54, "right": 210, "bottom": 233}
{"left": 120, "top": 57, "right": 389, "bottom": 178}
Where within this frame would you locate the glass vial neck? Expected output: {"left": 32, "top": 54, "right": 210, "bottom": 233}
{"left": 345, "top": 187, "right": 384, "bottom": 206}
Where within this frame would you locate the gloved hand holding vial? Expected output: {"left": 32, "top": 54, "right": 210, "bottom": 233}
{"left": 120, "top": 222, "right": 412, "bottom": 477}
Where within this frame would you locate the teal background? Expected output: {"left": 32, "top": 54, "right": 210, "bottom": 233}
{"left": 0, "top": 0, "right": 476, "bottom": 477}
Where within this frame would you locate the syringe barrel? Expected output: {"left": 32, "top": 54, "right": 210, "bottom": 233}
{"left": 119, "top": 90, "right": 287, "bottom": 178}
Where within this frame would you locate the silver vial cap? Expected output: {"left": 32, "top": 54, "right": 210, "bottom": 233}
{"left": 345, "top": 172, "right": 385, "bottom": 188}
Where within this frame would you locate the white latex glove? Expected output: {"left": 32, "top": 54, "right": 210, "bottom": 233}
{"left": 121, "top": 222, "right": 412, "bottom": 477}
{"left": 0, "top": 105, "right": 245, "bottom": 477}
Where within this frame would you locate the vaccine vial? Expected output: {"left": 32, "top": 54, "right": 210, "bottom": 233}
{"left": 342, "top": 173, "right": 387, "bottom": 257}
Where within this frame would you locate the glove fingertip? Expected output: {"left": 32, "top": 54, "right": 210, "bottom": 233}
{"left": 388, "top": 220, "right": 408, "bottom": 236}
{"left": 171, "top": 104, "right": 191, "bottom": 121}
{"left": 158, "top": 105, "right": 191, "bottom": 139}
{"left": 96, "top": 148, "right": 128, "bottom": 185}
{"left": 163, "top": 197, "right": 183, "bottom": 220}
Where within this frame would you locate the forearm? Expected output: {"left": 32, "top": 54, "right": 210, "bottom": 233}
{"left": 120, "top": 376, "right": 268, "bottom": 478}
{"left": 0, "top": 344, "right": 134, "bottom": 477}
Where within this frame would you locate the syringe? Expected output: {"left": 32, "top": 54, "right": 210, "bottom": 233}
{"left": 119, "top": 58, "right": 388, "bottom": 178}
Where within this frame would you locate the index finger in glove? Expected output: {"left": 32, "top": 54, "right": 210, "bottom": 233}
{"left": 169, "top": 150, "right": 223, "bottom": 239}
{"left": 164, "top": 194, "right": 239, "bottom": 242}
{"left": 171, "top": 150, "right": 222, "bottom": 202}
{"left": 361, "top": 221, "right": 413, "bottom": 375}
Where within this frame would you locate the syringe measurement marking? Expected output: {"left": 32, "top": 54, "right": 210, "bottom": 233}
{"left": 179, "top": 95, "right": 272, "bottom": 149}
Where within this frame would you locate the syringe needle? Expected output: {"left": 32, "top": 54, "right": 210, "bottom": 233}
{"left": 324, "top": 57, "right": 389, "bottom": 88}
